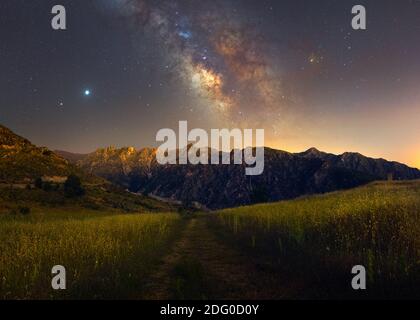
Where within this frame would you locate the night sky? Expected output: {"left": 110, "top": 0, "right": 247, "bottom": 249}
{"left": 1, "top": 0, "right": 419, "bottom": 168}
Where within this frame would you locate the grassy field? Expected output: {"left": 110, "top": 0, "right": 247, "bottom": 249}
{"left": 0, "top": 209, "right": 181, "bottom": 299}
{"left": 1, "top": 181, "right": 419, "bottom": 299}
{"left": 214, "top": 180, "right": 420, "bottom": 299}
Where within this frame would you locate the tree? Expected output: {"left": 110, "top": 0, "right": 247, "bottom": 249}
{"left": 42, "top": 181, "right": 53, "bottom": 192}
{"left": 19, "top": 206, "right": 31, "bottom": 215}
{"left": 34, "top": 177, "right": 43, "bottom": 189}
{"left": 64, "top": 175, "right": 85, "bottom": 198}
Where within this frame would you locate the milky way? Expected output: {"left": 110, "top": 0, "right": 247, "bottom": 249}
{"left": 112, "top": 0, "right": 287, "bottom": 128}
{"left": 2, "top": 0, "right": 420, "bottom": 167}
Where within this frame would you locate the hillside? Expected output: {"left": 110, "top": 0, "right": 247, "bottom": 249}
{"left": 0, "top": 124, "right": 174, "bottom": 213}
{"left": 0, "top": 125, "right": 99, "bottom": 184}
{"left": 214, "top": 180, "right": 420, "bottom": 298}
{"left": 59, "top": 146, "right": 420, "bottom": 209}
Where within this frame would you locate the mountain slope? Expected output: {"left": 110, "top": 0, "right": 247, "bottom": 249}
{"left": 0, "top": 125, "right": 99, "bottom": 183}
{"left": 60, "top": 145, "right": 420, "bottom": 209}
{"left": 0, "top": 125, "right": 174, "bottom": 213}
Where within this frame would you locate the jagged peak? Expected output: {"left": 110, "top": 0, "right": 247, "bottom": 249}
{"left": 297, "top": 147, "right": 327, "bottom": 158}
{"left": 305, "top": 147, "right": 322, "bottom": 153}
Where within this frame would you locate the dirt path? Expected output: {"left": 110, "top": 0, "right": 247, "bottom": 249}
{"left": 142, "top": 215, "right": 288, "bottom": 300}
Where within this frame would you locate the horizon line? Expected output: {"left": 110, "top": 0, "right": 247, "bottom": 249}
{"left": 53, "top": 145, "right": 420, "bottom": 170}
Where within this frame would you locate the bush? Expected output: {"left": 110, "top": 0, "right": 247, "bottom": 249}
{"left": 64, "top": 175, "right": 85, "bottom": 198}
{"left": 42, "top": 181, "right": 53, "bottom": 192}
{"left": 34, "top": 177, "right": 43, "bottom": 189}
{"left": 19, "top": 206, "right": 31, "bottom": 215}
{"left": 34, "top": 177, "right": 54, "bottom": 191}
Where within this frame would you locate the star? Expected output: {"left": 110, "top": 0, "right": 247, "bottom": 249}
{"left": 308, "top": 53, "right": 324, "bottom": 65}
{"left": 178, "top": 31, "right": 192, "bottom": 39}
{"left": 84, "top": 89, "right": 91, "bottom": 96}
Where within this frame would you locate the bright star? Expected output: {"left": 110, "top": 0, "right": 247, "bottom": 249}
{"left": 178, "top": 31, "right": 192, "bottom": 39}
{"left": 84, "top": 89, "right": 91, "bottom": 96}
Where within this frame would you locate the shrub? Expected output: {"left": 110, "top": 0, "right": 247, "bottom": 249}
{"left": 18, "top": 206, "right": 31, "bottom": 215}
{"left": 34, "top": 177, "right": 43, "bottom": 189}
{"left": 42, "top": 181, "right": 53, "bottom": 192}
{"left": 42, "top": 150, "right": 53, "bottom": 156}
{"left": 64, "top": 175, "right": 85, "bottom": 198}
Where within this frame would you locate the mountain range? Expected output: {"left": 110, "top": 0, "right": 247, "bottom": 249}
{"left": 1, "top": 124, "right": 419, "bottom": 209}
{"left": 56, "top": 144, "right": 420, "bottom": 209}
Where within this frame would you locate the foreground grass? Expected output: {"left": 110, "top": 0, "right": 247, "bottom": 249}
{"left": 214, "top": 181, "right": 420, "bottom": 298}
{"left": 0, "top": 210, "right": 181, "bottom": 299}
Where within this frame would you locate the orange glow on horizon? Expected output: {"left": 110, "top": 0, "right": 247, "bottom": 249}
{"left": 264, "top": 138, "right": 420, "bottom": 170}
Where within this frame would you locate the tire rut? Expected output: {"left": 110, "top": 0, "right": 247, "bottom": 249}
{"left": 143, "top": 216, "right": 287, "bottom": 299}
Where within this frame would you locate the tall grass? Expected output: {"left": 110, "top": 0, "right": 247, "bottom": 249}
{"left": 215, "top": 181, "right": 420, "bottom": 298}
{"left": 0, "top": 210, "right": 180, "bottom": 299}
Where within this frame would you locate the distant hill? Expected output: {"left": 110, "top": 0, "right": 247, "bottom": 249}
{"left": 54, "top": 150, "right": 87, "bottom": 164}
{"left": 0, "top": 124, "right": 100, "bottom": 184}
{"left": 57, "top": 146, "right": 156, "bottom": 188}
{"left": 59, "top": 145, "right": 420, "bottom": 209}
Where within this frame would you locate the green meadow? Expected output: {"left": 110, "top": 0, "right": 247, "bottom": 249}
{"left": 214, "top": 181, "right": 420, "bottom": 298}
{"left": 0, "top": 209, "right": 181, "bottom": 299}
{"left": 1, "top": 181, "right": 419, "bottom": 299}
